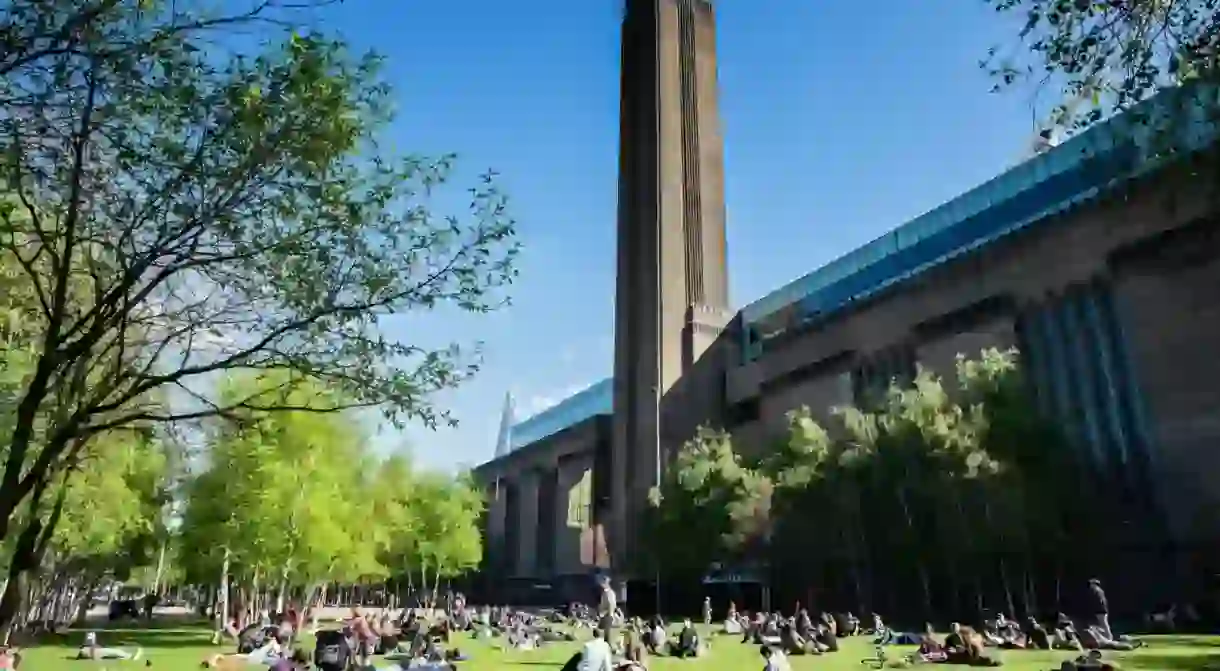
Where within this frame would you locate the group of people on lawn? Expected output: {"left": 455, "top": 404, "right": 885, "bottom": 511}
{"left": 24, "top": 574, "right": 1144, "bottom": 671}
{"left": 560, "top": 577, "right": 1141, "bottom": 671}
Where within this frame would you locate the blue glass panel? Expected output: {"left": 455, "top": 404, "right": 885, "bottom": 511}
{"left": 1062, "top": 291, "right": 1105, "bottom": 466}
{"left": 1040, "top": 296, "right": 1082, "bottom": 453}
{"left": 1097, "top": 284, "right": 1156, "bottom": 468}
{"left": 1082, "top": 285, "right": 1130, "bottom": 466}
{"left": 740, "top": 85, "right": 1218, "bottom": 332}
{"left": 772, "top": 144, "right": 1135, "bottom": 333}
{"left": 509, "top": 378, "right": 613, "bottom": 450}
{"left": 1019, "top": 309, "right": 1055, "bottom": 419}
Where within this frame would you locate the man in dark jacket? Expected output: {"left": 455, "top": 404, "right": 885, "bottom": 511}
{"left": 1087, "top": 579, "right": 1112, "bottom": 640}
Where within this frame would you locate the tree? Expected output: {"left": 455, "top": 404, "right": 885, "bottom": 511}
{"left": 0, "top": 0, "right": 518, "bottom": 547}
{"left": 179, "top": 375, "right": 384, "bottom": 627}
{"left": 408, "top": 472, "right": 485, "bottom": 603}
{"left": 372, "top": 460, "right": 484, "bottom": 606}
{"left": 0, "top": 428, "right": 171, "bottom": 631}
{"left": 766, "top": 408, "right": 872, "bottom": 613}
{"left": 641, "top": 427, "right": 773, "bottom": 578}
{"left": 983, "top": 0, "right": 1217, "bottom": 142}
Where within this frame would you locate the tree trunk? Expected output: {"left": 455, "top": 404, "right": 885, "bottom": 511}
{"left": 152, "top": 542, "right": 167, "bottom": 596}
{"left": 431, "top": 569, "right": 442, "bottom": 612}
{"left": 217, "top": 548, "right": 231, "bottom": 634}
{"left": 74, "top": 576, "right": 101, "bottom": 624}
{"left": 419, "top": 565, "right": 429, "bottom": 611}
{"left": 251, "top": 570, "right": 261, "bottom": 621}
{"left": 0, "top": 475, "right": 68, "bottom": 636}
{"left": 896, "top": 484, "right": 933, "bottom": 622}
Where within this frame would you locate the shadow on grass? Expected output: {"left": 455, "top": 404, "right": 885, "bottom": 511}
{"left": 1145, "top": 636, "right": 1220, "bottom": 650}
{"left": 38, "top": 628, "right": 216, "bottom": 650}
{"left": 1125, "top": 653, "right": 1220, "bottom": 671}
{"left": 83, "top": 615, "right": 211, "bottom": 630}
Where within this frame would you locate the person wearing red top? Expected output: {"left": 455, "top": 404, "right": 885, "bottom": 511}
{"left": 348, "top": 608, "right": 377, "bottom": 667}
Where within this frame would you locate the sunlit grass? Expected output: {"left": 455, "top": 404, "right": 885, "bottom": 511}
{"left": 16, "top": 622, "right": 1218, "bottom": 671}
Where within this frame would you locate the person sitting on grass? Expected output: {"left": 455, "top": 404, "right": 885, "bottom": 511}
{"left": 869, "top": 614, "right": 893, "bottom": 645}
{"left": 0, "top": 646, "right": 21, "bottom": 670}
{"left": 670, "top": 619, "right": 700, "bottom": 658}
{"left": 275, "top": 612, "right": 295, "bottom": 648}
{"left": 375, "top": 613, "right": 400, "bottom": 654}
{"left": 814, "top": 621, "right": 838, "bottom": 653}
{"left": 794, "top": 610, "right": 815, "bottom": 639}
{"left": 76, "top": 631, "right": 145, "bottom": 661}
{"left": 837, "top": 612, "right": 861, "bottom": 637}
{"left": 212, "top": 616, "right": 241, "bottom": 645}
{"left": 760, "top": 644, "right": 791, "bottom": 671}
{"left": 1057, "top": 649, "right": 1121, "bottom": 671}
{"left": 1053, "top": 615, "right": 1085, "bottom": 651}
{"left": 560, "top": 628, "right": 614, "bottom": 671}
{"left": 983, "top": 613, "right": 1026, "bottom": 649}
{"left": 916, "top": 624, "right": 948, "bottom": 663}
{"left": 779, "top": 623, "right": 814, "bottom": 656}
{"left": 818, "top": 612, "right": 837, "bottom": 637}
{"left": 619, "top": 629, "right": 647, "bottom": 671}
{"left": 646, "top": 617, "right": 666, "bottom": 655}
{"left": 1023, "top": 617, "right": 1051, "bottom": 650}
{"left": 943, "top": 623, "right": 1002, "bottom": 667}
{"left": 746, "top": 613, "right": 780, "bottom": 646}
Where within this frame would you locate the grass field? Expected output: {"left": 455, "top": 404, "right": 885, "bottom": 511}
{"left": 16, "top": 622, "right": 1220, "bottom": 671}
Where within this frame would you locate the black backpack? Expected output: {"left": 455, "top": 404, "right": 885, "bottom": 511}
{"left": 314, "top": 629, "right": 350, "bottom": 671}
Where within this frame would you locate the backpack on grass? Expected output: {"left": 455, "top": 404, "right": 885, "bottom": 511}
{"left": 314, "top": 629, "right": 351, "bottom": 671}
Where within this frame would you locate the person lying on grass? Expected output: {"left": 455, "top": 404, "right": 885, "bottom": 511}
{"left": 76, "top": 631, "right": 144, "bottom": 661}
{"left": 203, "top": 648, "right": 309, "bottom": 670}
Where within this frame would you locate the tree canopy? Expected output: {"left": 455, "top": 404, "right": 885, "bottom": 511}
{"left": 0, "top": 0, "right": 515, "bottom": 632}
{"left": 984, "top": 0, "right": 1218, "bottom": 140}
{"left": 641, "top": 348, "right": 1130, "bottom": 624}
{"left": 178, "top": 395, "right": 484, "bottom": 625}
{"left": 0, "top": 0, "right": 518, "bottom": 549}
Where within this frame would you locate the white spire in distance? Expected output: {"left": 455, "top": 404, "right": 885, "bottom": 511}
{"left": 494, "top": 391, "right": 516, "bottom": 459}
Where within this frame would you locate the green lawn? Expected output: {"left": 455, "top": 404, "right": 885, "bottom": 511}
{"left": 17, "top": 622, "right": 1220, "bottom": 671}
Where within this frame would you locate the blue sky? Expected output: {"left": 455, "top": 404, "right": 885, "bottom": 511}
{"left": 312, "top": 0, "right": 1046, "bottom": 471}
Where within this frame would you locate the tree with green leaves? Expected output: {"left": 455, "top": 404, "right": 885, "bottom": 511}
{"left": 637, "top": 348, "right": 1094, "bottom": 622}
{"left": 0, "top": 428, "right": 171, "bottom": 632}
{"left": 0, "top": 0, "right": 518, "bottom": 553}
{"left": 984, "top": 0, "right": 1217, "bottom": 144}
{"left": 766, "top": 407, "right": 873, "bottom": 613}
{"left": 179, "top": 374, "right": 385, "bottom": 629}
{"left": 761, "top": 349, "right": 1080, "bottom": 622}
{"left": 406, "top": 472, "right": 485, "bottom": 606}
{"left": 371, "top": 458, "right": 484, "bottom": 608}
{"left": 641, "top": 427, "right": 773, "bottom": 579}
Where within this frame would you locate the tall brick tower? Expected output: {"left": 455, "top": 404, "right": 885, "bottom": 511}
{"left": 609, "top": 0, "right": 730, "bottom": 573}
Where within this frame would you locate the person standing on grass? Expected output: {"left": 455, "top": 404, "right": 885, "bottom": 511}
{"left": 598, "top": 576, "right": 617, "bottom": 644}
{"left": 1087, "top": 579, "right": 1112, "bottom": 640}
